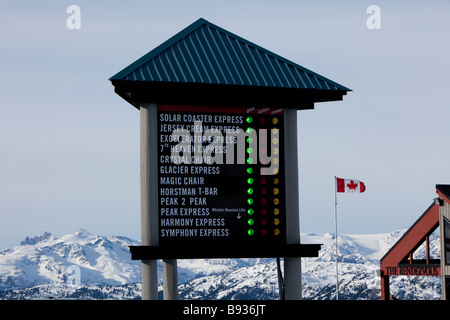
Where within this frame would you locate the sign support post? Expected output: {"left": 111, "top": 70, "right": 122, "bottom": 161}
{"left": 163, "top": 259, "right": 178, "bottom": 300}
{"left": 141, "top": 103, "right": 179, "bottom": 300}
{"left": 283, "top": 108, "right": 302, "bottom": 300}
{"left": 140, "top": 103, "right": 159, "bottom": 300}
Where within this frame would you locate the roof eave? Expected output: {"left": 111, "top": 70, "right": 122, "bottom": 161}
{"left": 436, "top": 184, "right": 450, "bottom": 204}
{"left": 111, "top": 79, "right": 347, "bottom": 110}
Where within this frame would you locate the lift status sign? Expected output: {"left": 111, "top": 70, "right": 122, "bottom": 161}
{"left": 157, "top": 105, "right": 285, "bottom": 247}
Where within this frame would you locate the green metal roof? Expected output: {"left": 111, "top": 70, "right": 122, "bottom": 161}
{"left": 110, "top": 18, "right": 350, "bottom": 109}
{"left": 111, "top": 18, "right": 349, "bottom": 90}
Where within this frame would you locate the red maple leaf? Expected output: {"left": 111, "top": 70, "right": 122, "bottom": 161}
{"left": 347, "top": 180, "right": 358, "bottom": 190}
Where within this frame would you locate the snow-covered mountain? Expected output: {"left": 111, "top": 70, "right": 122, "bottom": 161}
{"left": 0, "top": 228, "right": 442, "bottom": 300}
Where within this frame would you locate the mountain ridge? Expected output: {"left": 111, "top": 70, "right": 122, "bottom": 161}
{"left": 0, "top": 228, "right": 442, "bottom": 300}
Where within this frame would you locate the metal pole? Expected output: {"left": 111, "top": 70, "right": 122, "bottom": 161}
{"left": 276, "top": 258, "right": 285, "bottom": 300}
{"left": 283, "top": 108, "right": 302, "bottom": 300}
{"left": 334, "top": 176, "right": 339, "bottom": 300}
{"left": 163, "top": 259, "right": 178, "bottom": 300}
{"left": 140, "top": 103, "right": 159, "bottom": 300}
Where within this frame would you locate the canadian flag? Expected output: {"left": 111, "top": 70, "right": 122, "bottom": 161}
{"left": 336, "top": 177, "right": 366, "bottom": 193}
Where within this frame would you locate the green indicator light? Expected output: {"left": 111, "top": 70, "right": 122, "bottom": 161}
{"left": 246, "top": 157, "right": 253, "bottom": 164}
{"left": 247, "top": 208, "right": 254, "bottom": 215}
{"left": 246, "top": 137, "right": 253, "bottom": 143}
{"left": 246, "top": 127, "right": 253, "bottom": 134}
{"left": 247, "top": 219, "right": 254, "bottom": 226}
{"left": 247, "top": 178, "right": 254, "bottom": 185}
{"left": 246, "top": 167, "right": 253, "bottom": 174}
{"left": 246, "top": 116, "right": 253, "bottom": 124}
{"left": 246, "top": 147, "right": 253, "bottom": 154}
{"left": 248, "top": 229, "right": 255, "bottom": 236}
{"left": 247, "top": 198, "right": 254, "bottom": 205}
{"left": 247, "top": 188, "right": 254, "bottom": 195}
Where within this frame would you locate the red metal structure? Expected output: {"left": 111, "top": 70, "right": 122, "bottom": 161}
{"left": 379, "top": 203, "right": 440, "bottom": 300}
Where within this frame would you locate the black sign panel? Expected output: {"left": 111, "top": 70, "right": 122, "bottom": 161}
{"left": 157, "top": 105, "right": 285, "bottom": 247}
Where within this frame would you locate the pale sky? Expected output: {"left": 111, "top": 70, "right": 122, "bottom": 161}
{"left": 1, "top": 1, "right": 449, "bottom": 249}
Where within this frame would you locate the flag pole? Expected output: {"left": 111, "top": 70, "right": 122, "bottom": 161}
{"left": 334, "top": 176, "right": 339, "bottom": 300}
